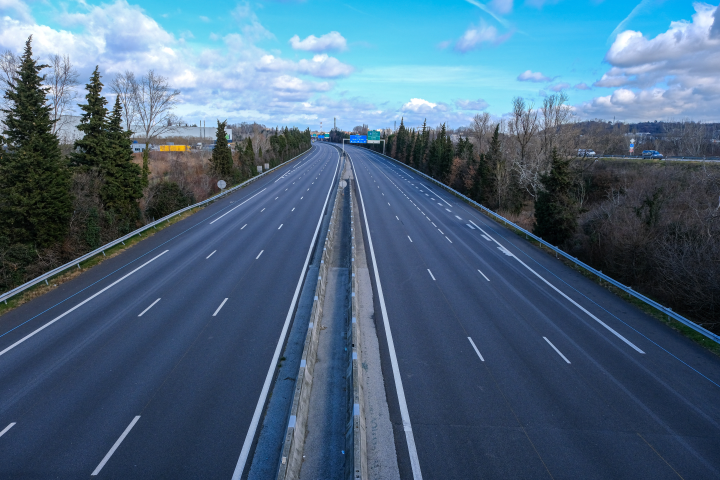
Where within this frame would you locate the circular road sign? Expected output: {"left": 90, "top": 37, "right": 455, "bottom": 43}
{"left": 217, "top": 180, "right": 227, "bottom": 189}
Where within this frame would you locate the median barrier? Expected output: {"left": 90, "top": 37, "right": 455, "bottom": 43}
{"left": 276, "top": 156, "right": 346, "bottom": 480}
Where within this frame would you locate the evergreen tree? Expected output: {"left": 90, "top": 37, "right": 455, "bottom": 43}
{"left": 244, "top": 137, "right": 255, "bottom": 176}
{"left": 485, "top": 125, "right": 502, "bottom": 208}
{"left": 209, "top": 120, "right": 233, "bottom": 179}
{"left": 533, "top": 148, "right": 577, "bottom": 245}
{"left": 0, "top": 36, "right": 72, "bottom": 247}
{"left": 72, "top": 66, "right": 109, "bottom": 169}
{"left": 395, "top": 118, "right": 408, "bottom": 164}
{"left": 438, "top": 124, "right": 454, "bottom": 182}
{"left": 105, "top": 96, "right": 143, "bottom": 231}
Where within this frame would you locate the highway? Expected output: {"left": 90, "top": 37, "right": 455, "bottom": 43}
{"left": 0, "top": 143, "right": 340, "bottom": 478}
{"left": 347, "top": 145, "right": 720, "bottom": 479}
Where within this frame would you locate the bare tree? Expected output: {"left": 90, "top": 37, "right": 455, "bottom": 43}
{"left": 110, "top": 70, "right": 139, "bottom": 132}
{"left": 131, "top": 70, "right": 181, "bottom": 182}
{"left": 46, "top": 53, "right": 79, "bottom": 136}
{"left": 540, "top": 92, "right": 572, "bottom": 159}
{"left": 0, "top": 50, "right": 20, "bottom": 121}
{"left": 508, "top": 97, "right": 542, "bottom": 198}
{"left": 470, "top": 112, "right": 493, "bottom": 153}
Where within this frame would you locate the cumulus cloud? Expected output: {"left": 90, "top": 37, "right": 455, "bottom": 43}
{"left": 517, "top": 70, "right": 551, "bottom": 82}
{"left": 574, "top": 82, "right": 590, "bottom": 90}
{"left": 453, "top": 21, "right": 512, "bottom": 53}
{"left": 257, "top": 54, "right": 353, "bottom": 78}
{"left": 289, "top": 31, "right": 347, "bottom": 52}
{"left": 0, "top": 0, "right": 33, "bottom": 23}
{"left": 580, "top": 3, "right": 720, "bottom": 120}
{"left": 401, "top": 98, "right": 449, "bottom": 114}
{"left": 0, "top": 0, "right": 357, "bottom": 124}
{"left": 455, "top": 98, "right": 489, "bottom": 110}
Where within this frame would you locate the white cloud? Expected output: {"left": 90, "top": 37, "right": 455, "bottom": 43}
{"left": 0, "top": 0, "right": 32, "bottom": 23}
{"left": 573, "top": 82, "right": 590, "bottom": 90}
{"left": 0, "top": 0, "right": 357, "bottom": 125}
{"left": 199, "top": 16, "right": 210, "bottom": 22}
{"left": 401, "top": 98, "right": 448, "bottom": 114}
{"left": 257, "top": 54, "right": 353, "bottom": 78}
{"left": 455, "top": 98, "right": 489, "bottom": 110}
{"left": 517, "top": 70, "right": 551, "bottom": 82}
{"left": 454, "top": 21, "right": 512, "bottom": 53}
{"left": 580, "top": 3, "right": 720, "bottom": 120}
{"left": 549, "top": 82, "right": 570, "bottom": 92}
{"left": 289, "top": 31, "right": 347, "bottom": 52}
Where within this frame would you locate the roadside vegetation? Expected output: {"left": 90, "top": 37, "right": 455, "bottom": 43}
{"left": 0, "top": 37, "right": 311, "bottom": 294}
{"left": 343, "top": 93, "right": 720, "bottom": 336}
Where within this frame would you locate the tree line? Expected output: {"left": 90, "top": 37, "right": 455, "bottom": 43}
{"left": 349, "top": 94, "right": 719, "bottom": 333}
{"left": 0, "top": 37, "right": 311, "bottom": 293}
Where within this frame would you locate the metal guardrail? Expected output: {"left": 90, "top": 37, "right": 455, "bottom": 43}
{"left": 0, "top": 147, "right": 316, "bottom": 305}
{"left": 350, "top": 145, "right": 720, "bottom": 346}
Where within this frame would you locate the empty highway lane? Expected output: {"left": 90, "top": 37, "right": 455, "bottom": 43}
{"left": 0, "top": 143, "right": 340, "bottom": 478}
{"left": 348, "top": 145, "right": 720, "bottom": 480}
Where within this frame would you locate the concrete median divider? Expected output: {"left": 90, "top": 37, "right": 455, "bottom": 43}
{"left": 346, "top": 180, "right": 368, "bottom": 480}
{"left": 276, "top": 165, "right": 345, "bottom": 480}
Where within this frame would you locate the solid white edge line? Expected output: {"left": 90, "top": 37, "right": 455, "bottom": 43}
{"left": 467, "top": 220, "right": 644, "bottom": 354}
{"left": 544, "top": 337, "right": 571, "bottom": 364}
{"left": 209, "top": 188, "right": 266, "bottom": 224}
{"left": 468, "top": 337, "right": 485, "bottom": 361}
{"left": 428, "top": 269, "right": 435, "bottom": 281}
{"left": 206, "top": 250, "right": 216, "bottom": 259}
{"left": 91, "top": 416, "right": 141, "bottom": 476}
{"left": 231, "top": 145, "right": 341, "bottom": 480}
{"left": 408, "top": 236, "right": 413, "bottom": 243}
{"left": 213, "top": 298, "right": 229, "bottom": 317}
{"left": 138, "top": 298, "right": 161, "bottom": 317}
{"left": 278, "top": 224, "right": 283, "bottom": 230}
{"left": 0, "top": 250, "right": 169, "bottom": 359}
{"left": 241, "top": 224, "right": 247, "bottom": 229}
{"left": 477, "top": 269, "right": 490, "bottom": 281}
{"left": 0, "top": 422, "right": 15, "bottom": 438}
{"left": 350, "top": 153, "right": 424, "bottom": 480}
{"left": 256, "top": 250, "right": 264, "bottom": 259}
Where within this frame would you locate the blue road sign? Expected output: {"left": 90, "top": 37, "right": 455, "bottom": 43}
{"left": 350, "top": 135, "right": 367, "bottom": 144}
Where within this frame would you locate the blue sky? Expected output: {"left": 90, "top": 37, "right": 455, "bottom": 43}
{"left": 1, "top": 0, "right": 718, "bottom": 129}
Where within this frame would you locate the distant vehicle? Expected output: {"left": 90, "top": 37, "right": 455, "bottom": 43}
{"left": 642, "top": 150, "right": 663, "bottom": 159}
{"left": 578, "top": 149, "right": 596, "bottom": 157}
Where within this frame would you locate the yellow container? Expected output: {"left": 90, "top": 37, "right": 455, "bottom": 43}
{"left": 159, "top": 145, "right": 188, "bottom": 152}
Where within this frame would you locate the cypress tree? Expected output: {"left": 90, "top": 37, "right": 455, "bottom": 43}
{"left": 438, "top": 124, "right": 454, "bottom": 182}
{"left": 0, "top": 36, "right": 72, "bottom": 247}
{"left": 210, "top": 120, "right": 233, "bottom": 179}
{"left": 244, "top": 138, "right": 256, "bottom": 175}
{"left": 105, "top": 96, "right": 143, "bottom": 231}
{"left": 533, "top": 148, "right": 577, "bottom": 245}
{"left": 72, "top": 66, "right": 109, "bottom": 169}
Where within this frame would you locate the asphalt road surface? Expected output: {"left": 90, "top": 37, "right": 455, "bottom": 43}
{"left": 0, "top": 143, "right": 340, "bottom": 479}
{"left": 347, "top": 145, "right": 720, "bottom": 480}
